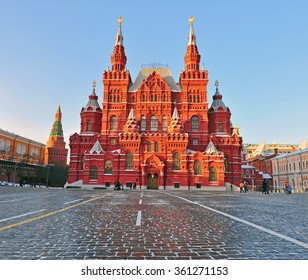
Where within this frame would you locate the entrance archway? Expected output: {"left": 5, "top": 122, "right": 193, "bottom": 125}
{"left": 147, "top": 173, "right": 159, "bottom": 189}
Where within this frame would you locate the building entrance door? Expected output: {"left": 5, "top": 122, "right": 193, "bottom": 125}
{"left": 147, "top": 173, "right": 158, "bottom": 189}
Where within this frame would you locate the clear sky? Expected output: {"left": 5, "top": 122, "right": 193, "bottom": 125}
{"left": 1, "top": 0, "right": 307, "bottom": 147}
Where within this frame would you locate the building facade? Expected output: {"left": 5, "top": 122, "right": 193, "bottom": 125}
{"left": 68, "top": 17, "right": 243, "bottom": 189}
{"left": 244, "top": 143, "right": 298, "bottom": 159}
{"left": 271, "top": 148, "right": 308, "bottom": 193}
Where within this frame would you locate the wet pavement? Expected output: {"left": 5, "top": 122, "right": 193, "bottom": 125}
{"left": 0, "top": 186, "right": 307, "bottom": 259}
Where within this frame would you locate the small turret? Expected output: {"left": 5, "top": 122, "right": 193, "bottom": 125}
{"left": 168, "top": 107, "right": 184, "bottom": 133}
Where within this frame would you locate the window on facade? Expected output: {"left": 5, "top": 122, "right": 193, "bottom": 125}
{"left": 141, "top": 116, "right": 146, "bottom": 131}
{"left": 109, "top": 95, "right": 113, "bottom": 102}
{"left": 105, "top": 160, "right": 112, "bottom": 174}
{"left": 154, "top": 142, "right": 159, "bottom": 152}
{"left": 113, "top": 95, "right": 117, "bottom": 102}
{"left": 224, "top": 157, "right": 228, "bottom": 171}
{"left": 110, "top": 116, "right": 118, "bottom": 131}
{"left": 192, "top": 139, "right": 198, "bottom": 145}
{"left": 117, "top": 95, "right": 120, "bottom": 102}
{"left": 197, "top": 95, "right": 200, "bottom": 103}
{"left": 194, "top": 161, "right": 202, "bottom": 175}
{"left": 16, "top": 144, "right": 21, "bottom": 155}
{"left": 131, "top": 95, "right": 135, "bottom": 103}
{"left": 147, "top": 142, "right": 152, "bottom": 152}
{"left": 209, "top": 167, "right": 217, "bottom": 182}
{"left": 142, "top": 94, "right": 146, "bottom": 102}
{"left": 110, "top": 138, "right": 116, "bottom": 145}
{"left": 172, "top": 152, "right": 180, "bottom": 170}
{"left": 90, "top": 166, "right": 98, "bottom": 180}
{"left": 6, "top": 141, "right": 10, "bottom": 153}
{"left": 87, "top": 121, "right": 91, "bottom": 131}
{"left": 191, "top": 116, "right": 199, "bottom": 131}
{"left": 163, "top": 94, "right": 166, "bottom": 102}
{"left": 162, "top": 116, "right": 167, "bottom": 131}
{"left": 150, "top": 116, "right": 158, "bottom": 131}
{"left": 189, "top": 95, "right": 192, "bottom": 102}
{"left": 125, "top": 152, "right": 133, "bottom": 170}
{"left": 0, "top": 139, "right": 4, "bottom": 151}
{"left": 219, "top": 121, "right": 223, "bottom": 132}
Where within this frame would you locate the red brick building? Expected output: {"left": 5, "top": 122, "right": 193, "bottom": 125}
{"left": 45, "top": 105, "right": 68, "bottom": 166}
{"left": 68, "top": 17, "right": 242, "bottom": 189}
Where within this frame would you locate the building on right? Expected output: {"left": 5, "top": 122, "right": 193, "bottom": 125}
{"left": 271, "top": 148, "right": 308, "bottom": 193}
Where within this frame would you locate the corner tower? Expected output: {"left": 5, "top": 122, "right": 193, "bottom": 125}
{"left": 179, "top": 17, "right": 209, "bottom": 150}
{"left": 45, "top": 105, "right": 68, "bottom": 165}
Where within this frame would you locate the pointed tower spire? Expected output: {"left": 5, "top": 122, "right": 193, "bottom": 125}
{"left": 50, "top": 105, "right": 63, "bottom": 137}
{"left": 45, "top": 105, "right": 68, "bottom": 165}
{"left": 115, "top": 17, "right": 123, "bottom": 46}
{"left": 111, "top": 17, "right": 127, "bottom": 71}
{"left": 184, "top": 16, "right": 201, "bottom": 71}
{"left": 168, "top": 107, "right": 184, "bottom": 133}
{"left": 123, "top": 107, "right": 139, "bottom": 133}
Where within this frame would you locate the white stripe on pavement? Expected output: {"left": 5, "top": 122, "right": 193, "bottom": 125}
{"left": 165, "top": 192, "right": 308, "bottom": 249}
{"left": 0, "top": 209, "right": 46, "bottom": 223}
{"left": 64, "top": 199, "right": 83, "bottom": 205}
{"left": 136, "top": 210, "right": 142, "bottom": 226}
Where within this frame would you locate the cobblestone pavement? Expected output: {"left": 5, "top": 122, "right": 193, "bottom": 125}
{"left": 0, "top": 186, "right": 307, "bottom": 260}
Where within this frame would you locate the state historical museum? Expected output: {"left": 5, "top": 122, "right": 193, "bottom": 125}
{"left": 68, "top": 17, "right": 243, "bottom": 190}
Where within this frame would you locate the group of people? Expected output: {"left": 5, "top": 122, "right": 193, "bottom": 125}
{"left": 114, "top": 180, "right": 137, "bottom": 191}
{"left": 239, "top": 181, "right": 248, "bottom": 193}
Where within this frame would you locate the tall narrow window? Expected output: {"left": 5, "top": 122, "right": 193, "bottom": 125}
{"left": 219, "top": 121, "right": 223, "bottom": 132}
{"left": 172, "top": 152, "right": 180, "bottom": 170}
{"left": 162, "top": 116, "right": 167, "bottom": 131}
{"left": 90, "top": 166, "right": 98, "bottom": 180}
{"left": 194, "top": 161, "right": 202, "bottom": 175}
{"left": 142, "top": 94, "right": 146, "bottom": 102}
{"left": 110, "top": 116, "right": 118, "bottom": 131}
{"left": 141, "top": 115, "right": 146, "bottom": 131}
{"left": 104, "top": 160, "right": 112, "bottom": 174}
{"left": 87, "top": 121, "right": 91, "bottom": 131}
{"left": 147, "top": 142, "right": 152, "bottom": 152}
{"left": 224, "top": 157, "right": 229, "bottom": 171}
{"left": 209, "top": 167, "right": 217, "bottom": 182}
{"left": 191, "top": 116, "right": 199, "bottom": 131}
{"left": 125, "top": 152, "right": 133, "bottom": 170}
{"left": 151, "top": 116, "right": 158, "bottom": 131}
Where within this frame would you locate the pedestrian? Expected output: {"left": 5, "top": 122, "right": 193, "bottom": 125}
{"left": 133, "top": 182, "right": 136, "bottom": 189}
{"left": 239, "top": 182, "right": 244, "bottom": 193}
{"left": 287, "top": 184, "right": 292, "bottom": 194}
{"left": 230, "top": 184, "right": 233, "bottom": 192}
{"left": 285, "top": 182, "right": 289, "bottom": 194}
{"left": 244, "top": 181, "right": 248, "bottom": 193}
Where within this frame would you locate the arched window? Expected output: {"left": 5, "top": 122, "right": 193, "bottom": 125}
{"left": 209, "top": 167, "right": 217, "bottom": 182}
{"left": 90, "top": 166, "right": 98, "bottom": 180}
{"left": 197, "top": 95, "right": 200, "bottom": 103}
{"left": 104, "top": 160, "right": 112, "bottom": 174}
{"left": 155, "top": 94, "right": 158, "bottom": 101}
{"left": 194, "top": 161, "right": 202, "bottom": 175}
{"left": 193, "top": 95, "right": 196, "bottom": 103}
{"left": 126, "top": 152, "right": 133, "bottom": 170}
{"left": 142, "top": 94, "right": 146, "bottom": 102}
{"left": 154, "top": 142, "right": 159, "bottom": 152}
{"left": 150, "top": 116, "right": 158, "bottom": 131}
{"left": 109, "top": 95, "right": 113, "bottom": 102}
{"left": 131, "top": 95, "right": 135, "bottom": 103}
{"left": 110, "top": 116, "right": 118, "bottom": 131}
{"left": 150, "top": 94, "right": 154, "bottom": 102}
{"left": 87, "top": 121, "right": 91, "bottom": 131}
{"left": 113, "top": 95, "right": 117, "bottom": 103}
{"left": 141, "top": 115, "right": 146, "bottom": 131}
{"left": 172, "top": 152, "right": 180, "bottom": 170}
{"left": 117, "top": 95, "right": 120, "bottom": 102}
{"left": 147, "top": 142, "right": 152, "bottom": 152}
{"left": 5, "top": 141, "right": 10, "bottom": 153}
{"left": 162, "top": 116, "right": 167, "bottom": 131}
{"left": 16, "top": 144, "right": 21, "bottom": 155}
{"left": 191, "top": 116, "right": 199, "bottom": 131}
{"left": 163, "top": 94, "right": 166, "bottom": 102}
{"left": 189, "top": 95, "right": 192, "bottom": 102}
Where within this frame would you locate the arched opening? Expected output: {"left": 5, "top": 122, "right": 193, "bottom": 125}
{"left": 194, "top": 160, "right": 202, "bottom": 175}
{"left": 147, "top": 173, "right": 158, "bottom": 189}
{"left": 90, "top": 166, "right": 98, "bottom": 180}
{"left": 104, "top": 160, "right": 112, "bottom": 174}
{"left": 172, "top": 152, "right": 180, "bottom": 170}
{"left": 209, "top": 167, "right": 217, "bottom": 182}
{"left": 125, "top": 152, "right": 133, "bottom": 170}
{"left": 191, "top": 115, "right": 199, "bottom": 131}
{"left": 110, "top": 116, "right": 118, "bottom": 131}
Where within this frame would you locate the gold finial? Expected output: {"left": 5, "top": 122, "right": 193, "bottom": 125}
{"left": 215, "top": 80, "right": 219, "bottom": 88}
{"left": 118, "top": 17, "right": 123, "bottom": 25}
{"left": 189, "top": 16, "right": 195, "bottom": 24}
{"left": 233, "top": 124, "right": 240, "bottom": 136}
{"left": 92, "top": 81, "right": 96, "bottom": 88}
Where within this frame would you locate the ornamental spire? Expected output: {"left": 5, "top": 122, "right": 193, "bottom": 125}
{"left": 50, "top": 105, "right": 64, "bottom": 137}
{"left": 115, "top": 17, "right": 123, "bottom": 46}
{"left": 188, "top": 16, "right": 196, "bottom": 46}
{"left": 111, "top": 17, "right": 127, "bottom": 71}
{"left": 184, "top": 16, "right": 200, "bottom": 71}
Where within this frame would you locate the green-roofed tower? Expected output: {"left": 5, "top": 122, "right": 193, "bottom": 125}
{"left": 45, "top": 105, "right": 68, "bottom": 165}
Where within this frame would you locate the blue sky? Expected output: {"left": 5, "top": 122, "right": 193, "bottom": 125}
{"left": 1, "top": 0, "right": 307, "bottom": 146}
